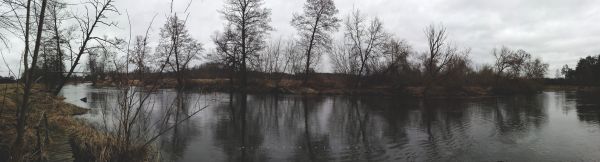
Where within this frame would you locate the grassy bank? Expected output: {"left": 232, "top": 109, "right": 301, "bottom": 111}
{"left": 0, "top": 84, "right": 150, "bottom": 162}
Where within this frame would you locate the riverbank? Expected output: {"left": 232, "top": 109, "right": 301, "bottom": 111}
{"left": 92, "top": 78, "right": 528, "bottom": 98}
{"left": 0, "top": 84, "right": 150, "bottom": 161}
{"left": 544, "top": 85, "right": 600, "bottom": 93}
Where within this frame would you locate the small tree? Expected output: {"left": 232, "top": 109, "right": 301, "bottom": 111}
{"left": 524, "top": 58, "right": 549, "bottom": 79}
{"left": 493, "top": 46, "right": 548, "bottom": 80}
{"left": 291, "top": 0, "right": 340, "bottom": 84}
{"left": 423, "top": 24, "right": 461, "bottom": 86}
{"left": 129, "top": 36, "right": 152, "bottom": 79}
{"left": 155, "top": 15, "right": 203, "bottom": 90}
{"left": 381, "top": 38, "right": 412, "bottom": 76}
{"left": 210, "top": 26, "right": 240, "bottom": 87}
{"left": 343, "top": 10, "right": 389, "bottom": 87}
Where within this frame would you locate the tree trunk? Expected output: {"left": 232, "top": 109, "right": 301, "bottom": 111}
{"left": 15, "top": 0, "right": 48, "bottom": 154}
{"left": 302, "top": 16, "right": 321, "bottom": 86}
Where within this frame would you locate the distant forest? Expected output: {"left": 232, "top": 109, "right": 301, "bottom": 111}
{"left": 558, "top": 55, "right": 600, "bottom": 85}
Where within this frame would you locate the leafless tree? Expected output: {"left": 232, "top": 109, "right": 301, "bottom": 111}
{"left": 506, "top": 49, "right": 531, "bottom": 78}
{"left": 14, "top": 0, "right": 49, "bottom": 158}
{"left": 381, "top": 38, "right": 412, "bottom": 76}
{"left": 329, "top": 42, "right": 355, "bottom": 75}
{"left": 52, "top": 0, "right": 118, "bottom": 95}
{"left": 85, "top": 11, "right": 210, "bottom": 160}
{"left": 210, "top": 26, "right": 240, "bottom": 86}
{"left": 524, "top": 58, "right": 549, "bottom": 79}
{"left": 343, "top": 10, "right": 389, "bottom": 86}
{"left": 442, "top": 49, "right": 472, "bottom": 87}
{"left": 221, "top": 0, "right": 272, "bottom": 90}
{"left": 282, "top": 40, "right": 304, "bottom": 74}
{"left": 87, "top": 48, "right": 105, "bottom": 85}
{"left": 256, "top": 38, "right": 284, "bottom": 74}
{"left": 0, "top": 0, "right": 18, "bottom": 47}
{"left": 493, "top": 47, "right": 531, "bottom": 79}
{"left": 129, "top": 35, "right": 152, "bottom": 78}
{"left": 492, "top": 46, "right": 548, "bottom": 81}
{"left": 493, "top": 46, "right": 513, "bottom": 80}
{"left": 37, "top": 0, "right": 70, "bottom": 89}
{"left": 155, "top": 15, "right": 203, "bottom": 90}
{"left": 423, "top": 24, "right": 461, "bottom": 85}
{"left": 291, "top": 0, "right": 340, "bottom": 84}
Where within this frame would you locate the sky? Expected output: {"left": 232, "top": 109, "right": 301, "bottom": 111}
{"left": 2, "top": 0, "right": 600, "bottom": 77}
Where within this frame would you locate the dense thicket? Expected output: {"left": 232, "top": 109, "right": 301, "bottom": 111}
{"left": 561, "top": 55, "right": 600, "bottom": 85}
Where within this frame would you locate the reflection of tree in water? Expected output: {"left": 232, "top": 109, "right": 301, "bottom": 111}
{"left": 157, "top": 91, "right": 201, "bottom": 161}
{"left": 574, "top": 93, "right": 600, "bottom": 124}
{"left": 211, "top": 94, "right": 335, "bottom": 162}
{"left": 415, "top": 98, "right": 471, "bottom": 161}
{"left": 492, "top": 95, "right": 546, "bottom": 135}
{"left": 361, "top": 97, "right": 413, "bottom": 160}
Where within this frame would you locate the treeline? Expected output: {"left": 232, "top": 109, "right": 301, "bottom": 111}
{"left": 204, "top": 1, "right": 550, "bottom": 95}
{"left": 63, "top": 0, "right": 551, "bottom": 95}
{"left": 560, "top": 55, "right": 600, "bottom": 85}
{"left": 0, "top": 0, "right": 556, "bottom": 160}
{"left": 1, "top": 0, "right": 552, "bottom": 94}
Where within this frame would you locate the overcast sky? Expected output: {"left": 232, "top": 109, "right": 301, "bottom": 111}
{"left": 3, "top": 0, "right": 600, "bottom": 76}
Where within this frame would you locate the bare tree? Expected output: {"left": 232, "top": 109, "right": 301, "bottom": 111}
{"left": 129, "top": 36, "right": 152, "bottom": 79}
{"left": 442, "top": 49, "right": 472, "bottom": 87}
{"left": 0, "top": 0, "right": 18, "bottom": 47}
{"left": 256, "top": 38, "right": 284, "bottom": 74}
{"left": 52, "top": 0, "right": 118, "bottom": 95}
{"left": 283, "top": 40, "right": 304, "bottom": 74}
{"left": 87, "top": 14, "right": 209, "bottom": 160}
{"left": 506, "top": 49, "right": 531, "bottom": 78}
{"left": 14, "top": 0, "right": 48, "bottom": 157}
{"left": 221, "top": 0, "right": 272, "bottom": 91}
{"left": 381, "top": 38, "right": 412, "bottom": 76}
{"left": 329, "top": 42, "right": 355, "bottom": 75}
{"left": 493, "top": 46, "right": 534, "bottom": 80}
{"left": 87, "top": 49, "right": 105, "bottom": 85}
{"left": 210, "top": 26, "right": 240, "bottom": 87}
{"left": 524, "top": 57, "right": 549, "bottom": 79}
{"left": 37, "top": 0, "right": 69, "bottom": 89}
{"left": 343, "top": 10, "right": 389, "bottom": 86}
{"left": 291, "top": 0, "right": 340, "bottom": 84}
{"left": 155, "top": 15, "right": 203, "bottom": 90}
{"left": 423, "top": 24, "right": 459, "bottom": 85}
{"left": 493, "top": 46, "right": 548, "bottom": 81}
{"left": 493, "top": 46, "right": 513, "bottom": 81}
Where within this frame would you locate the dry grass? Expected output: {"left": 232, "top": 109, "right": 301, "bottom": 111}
{"left": 0, "top": 83, "right": 84, "bottom": 161}
{"left": 0, "top": 84, "right": 152, "bottom": 162}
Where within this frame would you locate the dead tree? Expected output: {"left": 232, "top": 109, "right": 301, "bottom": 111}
{"left": 291, "top": 0, "right": 340, "bottom": 84}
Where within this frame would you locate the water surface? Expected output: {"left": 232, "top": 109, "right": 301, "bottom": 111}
{"left": 60, "top": 84, "right": 600, "bottom": 162}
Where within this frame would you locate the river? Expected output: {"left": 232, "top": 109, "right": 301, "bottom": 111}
{"left": 59, "top": 83, "right": 600, "bottom": 162}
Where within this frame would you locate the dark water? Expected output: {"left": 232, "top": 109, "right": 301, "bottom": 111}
{"left": 60, "top": 84, "right": 600, "bottom": 162}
